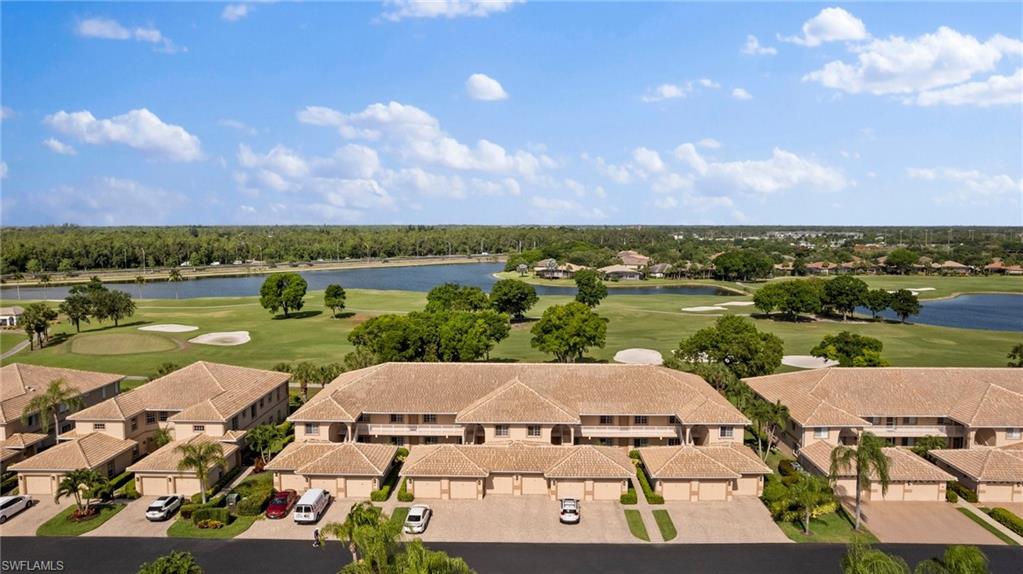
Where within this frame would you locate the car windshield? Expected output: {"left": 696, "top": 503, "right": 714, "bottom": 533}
{"left": 406, "top": 515, "right": 421, "bottom": 522}
{"left": 147, "top": 504, "right": 163, "bottom": 511}
{"left": 271, "top": 495, "right": 287, "bottom": 503}
{"left": 296, "top": 506, "right": 309, "bottom": 513}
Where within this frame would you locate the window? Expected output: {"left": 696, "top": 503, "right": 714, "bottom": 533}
{"left": 667, "top": 438, "right": 681, "bottom": 446}
{"left": 159, "top": 412, "right": 168, "bottom": 422}
{"left": 146, "top": 412, "right": 156, "bottom": 425}
{"left": 719, "top": 427, "right": 734, "bottom": 439}
{"left": 813, "top": 428, "right": 828, "bottom": 439}
{"left": 259, "top": 398, "right": 265, "bottom": 408}
{"left": 250, "top": 405, "right": 257, "bottom": 419}
{"left": 26, "top": 414, "right": 38, "bottom": 427}
{"left": 131, "top": 417, "right": 138, "bottom": 432}
{"left": 424, "top": 437, "right": 439, "bottom": 445}
{"left": 358, "top": 413, "right": 369, "bottom": 422}
{"left": 495, "top": 425, "right": 509, "bottom": 437}
{"left": 106, "top": 461, "right": 115, "bottom": 477}
{"left": 599, "top": 416, "right": 614, "bottom": 425}
{"left": 634, "top": 416, "right": 648, "bottom": 425}
{"left": 101, "top": 386, "right": 107, "bottom": 399}
{"left": 94, "top": 423, "right": 106, "bottom": 431}
{"left": 527, "top": 425, "right": 541, "bottom": 437}
{"left": 885, "top": 417, "right": 896, "bottom": 428}
{"left": 1008, "top": 428, "right": 1022, "bottom": 440}
{"left": 423, "top": 414, "right": 437, "bottom": 424}
{"left": 231, "top": 416, "right": 240, "bottom": 431}
{"left": 633, "top": 438, "right": 649, "bottom": 448}
{"left": 305, "top": 423, "right": 319, "bottom": 435}
{"left": 904, "top": 417, "right": 917, "bottom": 425}
{"left": 193, "top": 425, "right": 205, "bottom": 432}
{"left": 669, "top": 416, "right": 680, "bottom": 425}
{"left": 390, "top": 414, "right": 405, "bottom": 424}
{"left": 390, "top": 436, "right": 405, "bottom": 446}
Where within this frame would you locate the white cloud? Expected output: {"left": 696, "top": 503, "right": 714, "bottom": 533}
{"left": 913, "top": 68, "right": 1023, "bottom": 107}
{"left": 731, "top": 88, "right": 753, "bottom": 100}
{"left": 472, "top": 177, "right": 521, "bottom": 196}
{"left": 529, "top": 196, "right": 607, "bottom": 220}
{"left": 742, "top": 35, "right": 777, "bottom": 56}
{"left": 632, "top": 147, "right": 665, "bottom": 174}
{"left": 222, "top": 4, "right": 250, "bottom": 22}
{"left": 782, "top": 7, "right": 868, "bottom": 47}
{"left": 908, "top": 166, "right": 1022, "bottom": 204}
{"left": 45, "top": 108, "right": 201, "bottom": 161}
{"left": 41, "top": 177, "right": 189, "bottom": 225}
{"left": 697, "top": 78, "right": 720, "bottom": 89}
{"left": 382, "top": 0, "right": 522, "bottom": 21}
{"left": 583, "top": 154, "right": 632, "bottom": 184}
{"left": 696, "top": 138, "right": 721, "bottom": 149}
{"left": 701, "top": 148, "right": 848, "bottom": 194}
{"left": 42, "top": 138, "right": 77, "bottom": 155}
{"left": 76, "top": 17, "right": 182, "bottom": 53}
{"left": 0, "top": 106, "right": 13, "bottom": 120}
{"left": 218, "top": 118, "right": 258, "bottom": 135}
{"left": 641, "top": 83, "right": 689, "bottom": 102}
{"left": 466, "top": 73, "right": 509, "bottom": 101}
{"left": 673, "top": 143, "right": 708, "bottom": 175}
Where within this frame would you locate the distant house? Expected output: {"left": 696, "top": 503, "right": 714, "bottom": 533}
{"left": 599, "top": 264, "right": 643, "bottom": 280}
{"left": 534, "top": 260, "right": 587, "bottom": 280}
{"left": 773, "top": 262, "right": 794, "bottom": 276}
{"left": 804, "top": 261, "right": 838, "bottom": 276}
{"left": 616, "top": 250, "right": 651, "bottom": 269}
{"left": 937, "top": 260, "right": 973, "bottom": 275}
{"left": 0, "top": 306, "right": 24, "bottom": 328}
{"left": 984, "top": 259, "right": 1023, "bottom": 276}
{"left": 647, "top": 263, "right": 672, "bottom": 278}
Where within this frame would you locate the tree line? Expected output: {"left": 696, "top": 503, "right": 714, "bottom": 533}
{"left": 752, "top": 276, "right": 921, "bottom": 322}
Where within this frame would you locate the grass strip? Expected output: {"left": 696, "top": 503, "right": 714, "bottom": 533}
{"left": 167, "top": 514, "right": 259, "bottom": 539}
{"left": 37, "top": 504, "right": 125, "bottom": 537}
{"left": 956, "top": 507, "right": 1019, "bottom": 546}
{"left": 652, "top": 509, "right": 677, "bottom": 542}
{"left": 624, "top": 509, "right": 650, "bottom": 542}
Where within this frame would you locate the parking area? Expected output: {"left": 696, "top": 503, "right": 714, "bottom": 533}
{"left": 858, "top": 502, "right": 1004, "bottom": 544}
{"left": 0, "top": 496, "right": 67, "bottom": 537}
{"left": 663, "top": 498, "right": 790, "bottom": 543}
{"left": 81, "top": 497, "right": 171, "bottom": 538}
{"left": 238, "top": 496, "right": 360, "bottom": 540}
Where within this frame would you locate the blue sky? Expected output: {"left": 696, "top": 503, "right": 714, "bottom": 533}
{"left": 1, "top": 1, "right": 1021, "bottom": 226}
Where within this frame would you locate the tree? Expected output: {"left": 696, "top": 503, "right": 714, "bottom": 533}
{"left": 885, "top": 249, "right": 919, "bottom": 275}
{"left": 324, "top": 284, "right": 347, "bottom": 318}
{"left": 344, "top": 348, "right": 379, "bottom": 371}
{"left": 1007, "top": 343, "right": 1023, "bottom": 367}
{"left": 168, "top": 269, "right": 183, "bottom": 300}
{"left": 321, "top": 501, "right": 386, "bottom": 564}
{"left": 530, "top": 302, "right": 608, "bottom": 362}
{"left": 152, "top": 362, "right": 180, "bottom": 379}
{"left": 910, "top": 435, "right": 948, "bottom": 459}
{"left": 25, "top": 258, "right": 42, "bottom": 276}
{"left": 830, "top": 432, "right": 891, "bottom": 531}
{"left": 94, "top": 290, "right": 136, "bottom": 326}
{"left": 841, "top": 537, "right": 910, "bottom": 574}
{"left": 153, "top": 426, "right": 173, "bottom": 449}
{"left": 490, "top": 279, "right": 538, "bottom": 319}
{"left": 888, "top": 290, "right": 921, "bottom": 323}
{"left": 425, "top": 283, "right": 489, "bottom": 313}
{"left": 59, "top": 293, "right": 92, "bottom": 333}
{"left": 54, "top": 468, "right": 108, "bottom": 516}
{"left": 290, "top": 362, "right": 322, "bottom": 401}
{"left": 20, "top": 302, "right": 58, "bottom": 350}
{"left": 676, "top": 315, "right": 784, "bottom": 378}
{"left": 137, "top": 551, "right": 204, "bottom": 574}
{"left": 824, "top": 276, "right": 869, "bottom": 320}
{"left": 397, "top": 540, "right": 475, "bottom": 574}
{"left": 22, "top": 378, "right": 84, "bottom": 434}
{"left": 748, "top": 398, "right": 789, "bottom": 461}
{"left": 58, "top": 258, "right": 73, "bottom": 275}
{"left": 573, "top": 269, "right": 608, "bottom": 308}
{"left": 175, "top": 441, "right": 227, "bottom": 505}
{"left": 811, "top": 332, "right": 888, "bottom": 367}
{"left": 914, "top": 545, "right": 989, "bottom": 574}
{"left": 246, "top": 424, "right": 287, "bottom": 465}
{"left": 787, "top": 474, "right": 835, "bottom": 536}
{"left": 259, "top": 273, "right": 308, "bottom": 317}
{"left": 863, "top": 289, "right": 891, "bottom": 320}
{"left": 713, "top": 249, "right": 774, "bottom": 281}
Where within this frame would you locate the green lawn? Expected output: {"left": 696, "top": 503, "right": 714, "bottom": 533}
{"left": 624, "top": 509, "right": 650, "bottom": 541}
{"left": 776, "top": 509, "right": 878, "bottom": 544}
{"left": 389, "top": 506, "right": 410, "bottom": 528}
{"left": 956, "top": 507, "right": 1020, "bottom": 546}
{"left": 3, "top": 277, "right": 1020, "bottom": 376}
{"left": 37, "top": 503, "right": 125, "bottom": 536}
{"left": 167, "top": 514, "right": 260, "bottom": 539}
{"left": 651, "top": 509, "right": 677, "bottom": 542}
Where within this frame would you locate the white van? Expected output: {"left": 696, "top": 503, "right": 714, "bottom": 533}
{"left": 293, "top": 488, "right": 331, "bottom": 524}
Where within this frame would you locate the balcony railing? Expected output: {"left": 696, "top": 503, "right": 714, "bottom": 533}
{"left": 579, "top": 425, "right": 680, "bottom": 438}
{"left": 356, "top": 423, "right": 464, "bottom": 437}
{"left": 869, "top": 424, "right": 965, "bottom": 438}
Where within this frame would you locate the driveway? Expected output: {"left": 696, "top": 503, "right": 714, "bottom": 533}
{"left": 858, "top": 501, "right": 1004, "bottom": 544}
{"left": 663, "top": 498, "right": 790, "bottom": 543}
{"left": 238, "top": 496, "right": 357, "bottom": 541}
{"left": 0, "top": 496, "right": 68, "bottom": 537}
{"left": 81, "top": 497, "right": 172, "bottom": 538}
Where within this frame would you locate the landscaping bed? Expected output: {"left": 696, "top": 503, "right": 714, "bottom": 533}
{"left": 167, "top": 514, "right": 260, "bottom": 539}
{"left": 957, "top": 508, "right": 1019, "bottom": 546}
{"left": 775, "top": 508, "right": 877, "bottom": 544}
{"left": 37, "top": 504, "right": 126, "bottom": 537}
{"left": 652, "top": 509, "right": 677, "bottom": 542}
{"left": 624, "top": 509, "right": 649, "bottom": 542}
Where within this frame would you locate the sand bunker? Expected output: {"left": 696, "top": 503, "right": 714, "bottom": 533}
{"left": 188, "top": 331, "right": 251, "bottom": 346}
{"left": 887, "top": 287, "right": 935, "bottom": 294}
{"left": 782, "top": 355, "right": 839, "bottom": 369}
{"left": 613, "top": 348, "right": 664, "bottom": 365}
{"left": 682, "top": 306, "right": 727, "bottom": 312}
{"left": 719, "top": 301, "right": 755, "bottom": 307}
{"left": 139, "top": 324, "right": 199, "bottom": 333}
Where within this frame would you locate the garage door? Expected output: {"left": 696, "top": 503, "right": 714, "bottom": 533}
{"left": 24, "top": 475, "right": 53, "bottom": 495}
{"left": 486, "top": 475, "right": 513, "bottom": 495}
{"left": 346, "top": 478, "right": 374, "bottom": 499}
{"left": 521, "top": 475, "right": 548, "bottom": 496}
{"left": 592, "top": 481, "right": 622, "bottom": 501}
{"left": 556, "top": 480, "right": 585, "bottom": 500}
{"left": 876, "top": 483, "right": 905, "bottom": 501}
{"left": 175, "top": 477, "right": 202, "bottom": 496}
{"left": 140, "top": 476, "right": 169, "bottom": 496}
{"left": 661, "top": 481, "right": 690, "bottom": 501}
{"left": 310, "top": 477, "right": 337, "bottom": 496}
{"left": 698, "top": 481, "right": 728, "bottom": 501}
{"left": 280, "top": 473, "right": 307, "bottom": 493}
{"left": 833, "top": 478, "right": 859, "bottom": 499}
{"left": 413, "top": 479, "right": 442, "bottom": 499}
{"left": 903, "top": 483, "right": 940, "bottom": 501}
{"left": 449, "top": 479, "right": 478, "bottom": 499}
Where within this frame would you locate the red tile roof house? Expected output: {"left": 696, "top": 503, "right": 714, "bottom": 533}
{"left": 286, "top": 363, "right": 764, "bottom": 502}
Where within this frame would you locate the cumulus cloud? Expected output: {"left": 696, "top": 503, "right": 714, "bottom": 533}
{"left": 218, "top": 118, "right": 258, "bottom": 135}
{"left": 642, "top": 79, "right": 720, "bottom": 102}
{"left": 908, "top": 166, "right": 1022, "bottom": 204}
{"left": 782, "top": 7, "right": 868, "bottom": 47}
{"left": 382, "top": 0, "right": 522, "bottom": 21}
{"left": 742, "top": 35, "right": 777, "bottom": 56}
{"left": 465, "top": 73, "right": 509, "bottom": 101}
{"left": 42, "top": 138, "right": 77, "bottom": 155}
{"left": 44, "top": 108, "right": 201, "bottom": 161}
{"left": 76, "top": 17, "right": 182, "bottom": 53}
{"left": 40, "top": 177, "right": 189, "bottom": 225}
{"left": 731, "top": 88, "right": 753, "bottom": 100}
{"left": 913, "top": 68, "right": 1023, "bottom": 107}
{"left": 632, "top": 147, "right": 665, "bottom": 174}
{"left": 222, "top": 4, "right": 250, "bottom": 22}
{"left": 696, "top": 138, "right": 722, "bottom": 149}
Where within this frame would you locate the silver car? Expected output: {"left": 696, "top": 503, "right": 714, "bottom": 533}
{"left": 559, "top": 498, "right": 580, "bottom": 524}
{"left": 145, "top": 495, "right": 184, "bottom": 521}
{"left": 403, "top": 504, "right": 432, "bottom": 534}
{"left": 0, "top": 495, "right": 33, "bottom": 524}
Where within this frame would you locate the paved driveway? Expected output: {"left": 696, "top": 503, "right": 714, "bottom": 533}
{"left": 663, "top": 498, "right": 790, "bottom": 543}
{"left": 0, "top": 496, "right": 68, "bottom": 537}
{"left": 858, "top": 502, "right": 1004, "bottom": 544}
{"left": 238, "top": 496, "right": 358, "bottom": 541}
{"left": 82, "top": 497, "right": 172, "bottom": 538}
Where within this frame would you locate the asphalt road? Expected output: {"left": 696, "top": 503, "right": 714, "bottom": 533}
{"left": 2, "top": 538, "right": 1022, "bottom": 574}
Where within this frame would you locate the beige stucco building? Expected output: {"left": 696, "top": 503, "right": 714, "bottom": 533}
{"left": 265, "top": 441, "right": 398, "bottom": 499}
{"left": 637, "top": 444, "right": 771, "bottom": 501}
{"left": 798, "top": 441, "right": 954, "bottom": 502}
{"left": 930, "top": 445, "right": 1023, "bottom": 503}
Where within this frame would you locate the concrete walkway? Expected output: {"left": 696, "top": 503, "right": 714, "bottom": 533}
{"left": 957, "top": 500, "right": 1023, "bottom": 545}
{"left": 0, "top": 339, "right": 30, "bottom": 360}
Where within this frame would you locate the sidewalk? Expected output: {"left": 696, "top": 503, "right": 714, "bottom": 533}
{"left": 956, "top": 500, "right": 1023, "bottom": 545}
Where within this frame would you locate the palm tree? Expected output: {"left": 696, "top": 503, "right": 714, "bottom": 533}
{"left": 21, "top": 378, "right": 84, "bottom": 436}
{"left": 914, "top": 545, "right": 989, "bottom": 574}
{"left": 175, "top": 441, "right": 226, "bottom": 505}
{"left": 168, "top": 269, "right": 183, "bottom": 300}
{"left": 246, "top": 424, "right": 286, "bottom": 465}
{"left": 830, "top": 432, "right": 891, "bottom": 531}
{"left": 910, "top": 435, "right": 947, "bottom": 459}
{"left": 54, "top": 468, "right": 108, "bottom": 516}
{"left": 787, "top": 474, "right": 834, "bottom": 535}
{"left": 135, "top": 275, "right": 145, "bottom": 299}
{"left": 321, "top": 501, "right": 384, "bottom": 564}
{"left": 749, "top": 398, "right": 789, "bottom": 461}
{"left": 397, "top": 540, "right": 475, "bottom": 574}
{"left": 152, "top": 426, "right": 174, "bottom": 449}
{"left": 842, "top": 536, "right": 910, "bottom": 574}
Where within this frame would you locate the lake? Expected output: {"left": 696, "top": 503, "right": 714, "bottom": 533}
{"left": 858, "top": 293, "right": 1023, "bottom": 333}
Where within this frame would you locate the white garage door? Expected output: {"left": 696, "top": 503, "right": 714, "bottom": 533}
{"left": 310, "top": 477, "right": 337, "bottom": 496}
{"left": 698, "top": 481, "right": 728, "bottom": 501}
{"left": 486, "top": 475, "right": 514, "bottom": 495}
{"left": 556, "top": 480, "right": 585, "bottom": 500}
{"left": 24, "top": 475, "right": 53, "bottom": 495}
{"left": 592, "top": 481, "right": 622, "bottom": 501}
{"left": 903, "top": 483, "right": 940, "bottom": 502}
{"left": 140, "top": 476, "right": 169, "bottom": 496}
{"left": 413, "top": 479, "right": 442, "bottom": 499}
{"left": 175, "top": 477, "right": 202, "bottom": 496}
{"left": 876, "top": 483, "right": 905, "bottom": 501}
{"left": 346, "top": 478, "right": 374, "bottom": 499}
{"left": 661, "top": 481, "right": 691, "bottom": 501}
{"left": 449, "top": 479, "right": 478, "bottom": 499}
{"left": 280, "top": 473, "right": 307, "bottom": 493}
{"left": 521, "top": 475, "right": 548, "bottom": 496}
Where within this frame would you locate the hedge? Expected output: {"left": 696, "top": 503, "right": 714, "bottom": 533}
{"left": 620, "top": 480, "right": 637, "bottom": 505}
{"left": 235, "top": 490, "right": 273, "bottom": 516}
{"left": 1, "top": 474, "right": 19, "bottom": 495}
{"left": 947, "top": 481, "right": 978, "bottom": 503}
{"left": 117, "top": 480, "right": 140, "bottom": 500}
{"left": 192, "top": 507, "right": 231, "bottom": 526}
{"left": 108, "top": 471, "right": 134, "bottom": 491}
{"left": 635, "top": 464, "right": 663, "bottom": 505}
{"left": 397, "top": 478, "right": 414, "bottom": 503}
{"left": 371, "top": 462, "right": 402, "bottom": 502}
{"left": 628, "top": 450, "right": 641, "bottom": 460}
{"left": 945, "top": 489, "right": 958, "bottom": 503}
{"left": 189, "top": 465, "right": 245, "bottom": 504}
{"left": 987, "top": 508, "right": 1023, "bottom": 537}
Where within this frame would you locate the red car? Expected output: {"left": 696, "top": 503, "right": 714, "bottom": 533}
{"left": 265, "top": 490, "right": 298, "bottom": 519}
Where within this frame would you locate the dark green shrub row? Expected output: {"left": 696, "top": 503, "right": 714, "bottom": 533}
{"left": 1, "top": 474, "right": 19, "bottom": 495}
{"left": 620, "top": 480, "right": 637, "bottom": 505}
{"left": 397, "top": 478, "right": 414, "bottom": 502}
{"left": 947, "top": 481, "right": 978, "bottom": 503}
{"left": 189, "top": 466, "right": 245, "bottom": 504}
{"left": 180, "top": 494, "right": 226, "bottom": 519}
{"left": 945, "top": 489, "right": 958, "bottom": 503}
{"left": 635, "top": 465, "right": 663, "bottom": 504}
{"left": 987, "top": 508, "right": 1023, "bottom": 537}
{"left": 108, "top": 471, "right": 134, "bottom": 491}
{"left": 192, "top": 507, "right": 231, "bottom": 526}
{"left": 235, "top": 490, "right": 273, "bottom": 516}
{"left": 371, "top": 462, "right": 403, "bottom": 502}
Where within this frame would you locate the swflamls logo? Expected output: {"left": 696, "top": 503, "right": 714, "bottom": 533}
{"left": 1, "top": 560, "right": 65, "bottom": 572}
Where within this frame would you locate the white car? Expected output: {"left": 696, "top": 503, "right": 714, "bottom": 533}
{"left": 0, "top": 495, "right": 33, "bottom": 524}
{"left": 145, "top": 495, "right": 184, "bottom": 521}
{"left": 559, "top": 498, "right": 580, "bottom": 524}
{"left": 403, "top": 505, "right": 432, "bottom": 534}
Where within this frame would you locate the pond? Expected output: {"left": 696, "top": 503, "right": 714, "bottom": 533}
{"left": 857, "top": 293, "right": 1023, "bottom": 333}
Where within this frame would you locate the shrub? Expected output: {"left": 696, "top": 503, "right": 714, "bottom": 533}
{"left": 635, "top": 465, "right": 663, "bottom": 505}
{"left": 1, "top": 474, "right": 20, "bottom": 495}
{"left": 371, "top": 462, "right": 403, "bottom": 501}
{"left": 196, "top": 519, "right": 225, "bottom": 529}
{"left": 778, "top": 459, "right": 797, "bottom": 477}
{"left": 947, "top": 481, "right": 978, "bottom": 503}
{"left": 117, "top": 480, "right": 140, "bottom": 500}
{"left": 179, "top": 504, "right": 200, "bottom": 520}
{"left": 945, "top": 489, "right": 958, "bottom": 503}
{"left": 192, "top": 507, "right": 231, "bottom": 525}
{"left": 620, "top": 481, "right": 637, "bottom": 505}
{"left": 235, "top": 490, "right": 273, "bottom": 516}
{"left": 397, "top": 478, "right": 414, "bottom": 502}
{"left": 396, "top": 447, "right": 409, "bottom": 461}
{"left": 987, "top": 508, "right": 1023, "bottom": 537}
{"left": 628, "top": 450, "right": 641, "bottom": 460}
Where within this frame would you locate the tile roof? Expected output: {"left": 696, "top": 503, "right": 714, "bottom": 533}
{"left": 292, "top": 363, "right": 747, "bottom": 426}
{"left": 929, "top": 447, "right": 1023, "bottom": 483}
{"left": 9, "top": 432, "right": 135, "bottom": 472}
{"left": 68, "top": 361, "right": 289, "bottom": 424}
{"left": 799, "top": 442, "right": 955, "bottom": 482}
{"left": 0, "top": 364, "right": 124, "bottom": 424}
{"left": 0, "top": 306, "right": 24, "bottom": 315}
{"left": 401, "top": 444, "right": 489, "bottom": 478}
{"left": 400, "top": 442, "right": 633, "bottom": 480}
{"left": 0, "top": 433, "right": 48, "bottom": 450}
{"left": 746, "top": 368, "right": 1023, "bottom": 429}
{"left": 639, "top": 444, "right": 770, "bottom": 480}
{"left": 264, "top": 441, "right": 396, "bottom": 477}
{"left": 127, "top": 434, "right": 240, "bottom": 473}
